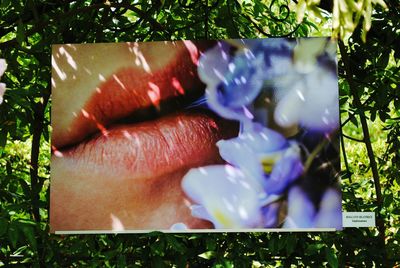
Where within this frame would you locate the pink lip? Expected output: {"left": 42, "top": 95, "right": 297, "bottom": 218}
{"left": 61, "top": 111, "right": 238, "bottom": 181}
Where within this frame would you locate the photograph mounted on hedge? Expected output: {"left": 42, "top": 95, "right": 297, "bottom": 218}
{"left": 50, "top": 38, "right": 342, "bottom": 233}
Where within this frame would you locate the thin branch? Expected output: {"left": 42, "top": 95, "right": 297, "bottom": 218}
{"left": 29, "top": 88, "right": 50, "bottom": 266}
{"left": 342, "top": 133, "right": 364, "bottom": 142}
{"left": 241, "top": 14, "right": 274, "bottom": 37}
{"left": 227, "top": 0, "right": 242, "bottom": 38}
{"left": 204, "top": 0, "right": 209, "bottom": 39}
{"left": 304, "top": 138, "right": 329, "bottom": 173}
{"left": 340, "top": 126, "right": 353, "bottom": 183}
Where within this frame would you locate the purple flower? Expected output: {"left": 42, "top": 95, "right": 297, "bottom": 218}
{"left": 314, "top": 188, "right": 342, "bottom": 229}
{"left": 283, "top": 186, "right": 316, "bottom": 228}
{"left": 261, "top": 201, "right": 280, "bottom": 228}
{"left": 186, "top": 38, "right": 340, "bottom": 230}
{"left": 181, "top": 165, "right": 263, "bottom": 228}
{"left": 217, "top": 123, "right": 303, "bottom": 194}
{"left": 283, "top": 186, "right": 342, "bottom": 229}
{"left": 273, "top": 66, "right": 339, "bottom": 132}
{"left": 267, "top": 38, "right": 339, "bottom": 133}
{"left": 198, "top": 42, "right": 266, "bottom": 127}
{"left": 198, "top": 41, "right": 231, "bottom": 87}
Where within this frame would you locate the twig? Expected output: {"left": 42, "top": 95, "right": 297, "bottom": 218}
{"left": 342, "top": 133, "right": 364, "bottom": 142}
{"left": 227, "top": 0, "right": 242, "bottom": 38}
{"left": 304, "top": 138, "right": 329, "bottom": 173}
{"left": 339, "top": 125, "right": 353, "bottom": 183}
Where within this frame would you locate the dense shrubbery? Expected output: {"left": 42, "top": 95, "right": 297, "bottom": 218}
{"left": 0, "top": 0, "right": 399, "bottom": 266}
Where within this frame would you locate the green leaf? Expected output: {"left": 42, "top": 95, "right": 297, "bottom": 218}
{"left": 325, "top": 247, "right": 338, "bottom": 268}
{"left": 150, "top": 239, "right": 166, "bottom": 256}
{"left": 286, "top": 235, "right": 297, "bottom": 255}
{"left": 151, "top": 256, "right": 165, "bottom": 268}
{"left": 198, "top": 250, "right": 216, "bottom": 260}
{"left": 20, "top": 224, "right": 37, "bottom": 251}
{"left": 0, "top": 0, "right": 10, "bottom": 8}
{"left": 117, "top": 255, "right": 127, "bottom": 267}
{"left": 350, "top": 114, "right": 359, "bottom": 127}
{"left": 0, "top": 218, "right": 8, "bottom": 236}
{"left": 166, "top": 235, "right": 186, "bottom": 253}
{"left": 277, "top": 235, "right": 287, "bottom": 250}
{"left": 268, "top": 236, "right": 278, "bottom": 254}
{"left": 16, "top": 20, "right": 25, "bottom": 45}
{"left": 8, "top": 223, "right": 19, "bottom": 248}
{"left": 0, "top": 130, "right": 7, "bottom": 148}
{"left": 206, "top": 237, "right": 217, "bottom": 251}
{"left": 19, "top": 178, "right": 31, "bottom": 197}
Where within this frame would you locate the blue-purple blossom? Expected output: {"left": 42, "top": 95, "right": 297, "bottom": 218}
{"left": 198, "top": 42, "right": 266, "bottom": 127}
{"left": 283, "top": 186, "right": 342, "bottom": 229}
{"left": 198, "top": 41, "right": 231, "bottom": 87}
{"left": 215, "top": 52, "right": 265, "bottom": 108}
{"left": 267, "top": 38, "right": 339, "bottom": 132}
{"left": 261, "top": 202, "right": 280, "bottom": 228}
{"left": 313, "top": 188, "right": 342, "bottom": 229}
{"left": 247, "top": 38, "right": 294, "bottom": 69}
{"left": 283, "top": 186, "right": 316, "bottom": 228}
{"left": 181, "top": 165, "right": 263, "bottom": 228}
{"left": 217, "top": 123, "right": 303, "bottom": 194}
{"left": 181, "top": 38, "right": 341, "bottom": 230}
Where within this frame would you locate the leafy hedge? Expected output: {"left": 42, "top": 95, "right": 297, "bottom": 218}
{"left": 0, "top": 0, "right": 399, "bottom": 266}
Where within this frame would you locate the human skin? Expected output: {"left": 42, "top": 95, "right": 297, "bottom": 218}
{"left": 50, "top": 41, "right": 238, "bottom": 231}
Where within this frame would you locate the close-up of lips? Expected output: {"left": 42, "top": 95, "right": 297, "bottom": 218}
{"left": 50, "top": 38, "right": 342, "bottom": 233}
{"left": 50, "top": 40, "right": 239, "bottom": 232}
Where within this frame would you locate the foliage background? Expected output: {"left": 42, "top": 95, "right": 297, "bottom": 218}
{"left": 0, "top": 0, "right": 399, "bottom": 266}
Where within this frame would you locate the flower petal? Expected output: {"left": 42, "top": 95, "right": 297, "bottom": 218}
{"left": 283, "top": 186, "right": 316, "bottom": 228}
{"left": 198, "top": 42, "right": 231, "bottom": 87}
{"left": 274, "top": 85, "right": 304, "bottom": 127}
{"left": 216, "top": 52, "right": 265, "bottom": 108}
{"left": 314, "top": 188, "right": 342, "bottom": 229}
{"left": 262, "top": 202, "right": 280, "bottom": 228}
{"left": 235, "top": 123, "right": 288, "bottom": 153}
{"left": 190, "top": 204, "right": 213, "bottom": 222}
{"left": 217, "top": 139, "right": 265, "bottom": 189}
{"left": 300, "top": 69, "right": 339, "bottom": 131}
{"left": 182, "top": 165, "right": 263, "bottom": 228}
{"left": 217, "top": 125, "right": 289, "bottom": 190}
{"left": 264, "top": 143, "right": 303, "bottom": 194}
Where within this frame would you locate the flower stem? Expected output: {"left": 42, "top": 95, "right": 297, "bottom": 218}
{"left": 303, "top": 138, "right": 329, "bottom": 173}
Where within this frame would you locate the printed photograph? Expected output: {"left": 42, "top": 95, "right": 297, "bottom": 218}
{"left": 50, "top": 38, "right": 342, "bottom": 232}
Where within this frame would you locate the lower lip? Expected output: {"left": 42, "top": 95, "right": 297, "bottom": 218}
{"left": 51, "top": 110, "right": 238, "bottom": 230}
{"left": 62, "top": 110, "right": 238, "bottom": 181}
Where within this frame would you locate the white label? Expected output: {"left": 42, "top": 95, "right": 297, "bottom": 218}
{"left": 342, "top": 212, "right": 375, "bottom": 227}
